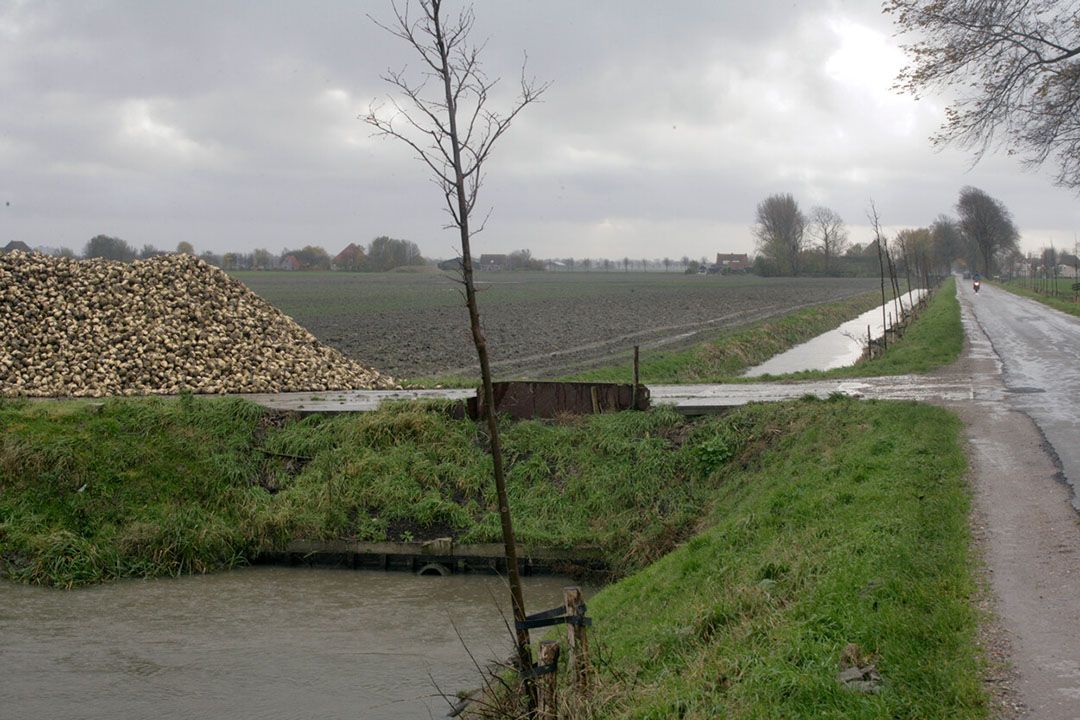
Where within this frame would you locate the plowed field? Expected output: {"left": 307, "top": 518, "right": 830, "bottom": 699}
{"left": 231, "top": 271, "right": 881, "bottom": 380}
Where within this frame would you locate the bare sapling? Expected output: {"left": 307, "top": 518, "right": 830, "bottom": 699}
{"left": 868, "top": 201, "right": 889, "bottom": 348}
{"left": 365, "top": 0, "right": 549, "bottom": 709}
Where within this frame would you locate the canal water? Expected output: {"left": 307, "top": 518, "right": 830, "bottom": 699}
{"left": 744, "top": 289, "right": 928, "bottom": 376}
{"left": 0, "top": 567, "right": 588, "bottom": 719}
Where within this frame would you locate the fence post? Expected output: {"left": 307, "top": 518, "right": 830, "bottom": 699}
{"left": 564, "top": 586, "right": 590, "bottom": 692}
{"left": 537, "top": 641, "right": 561, "bottom": 720}
{"left": 632, "top": 345, "right": 641, "bottom": 410}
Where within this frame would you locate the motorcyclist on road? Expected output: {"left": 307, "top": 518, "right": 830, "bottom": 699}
{"left": 973, "top": 272, "right": 981, "bottom": 292}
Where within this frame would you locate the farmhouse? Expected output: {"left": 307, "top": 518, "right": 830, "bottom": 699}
{"left": 715, "top": 253, "right": 750, "bottom": 271}
{"left": 278, "top": 254, "right": 301, "bottom": 271}
{"left": 478, "top": 253, "right": 509, "bottom": 271}
{"left": 332, "top": 243, "right": 366, "bottom": 271}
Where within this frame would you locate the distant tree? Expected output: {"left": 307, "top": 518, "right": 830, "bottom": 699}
{"left": 1041, "top": 245, "right": 1058, "bottom": 275}
{"left": 57, "top": 247, "right": 76, "bottom": 259}
{"left": 564, "top": 257, "right": 575, "bottom": 271}
{"left": 176, "top": 241, "right": 195, "bottom": 255}
{"left": 508, "top": 248, "right": 542, "bottom": 271}
{"left": 662, "top": 257, "right": 672, "bottom": 272}
{"left": 580, "top": 257, "right": 592, "bottom": 271}
{"left": 808, "top": 206, "right": 848, "bottom": 273}
{"left": 138, "top": 243, "right": 161, "bottom": 260}
{"left": 283, "top": 245, "right": 331, "bottom": 271}
{"left": 365, "top": 236, "right": 423, "bottom": 272}
{"left": 199, "top": 251, "right": 222, "bottom": 267}
{"left": 753, "top": 193, "right": 805, "bottom": 275}
{"left": 83, "top": 235, "right": 136, "bottom": 261}
{"left": 895, "top": 227, "right": 931, "bottom": 289}
{"left": 252, "top": 248, "right": 273, "bottom": 270}
{"left": 930, "top": 215, "right": 963, "bottom": 275}
{"left": 602, "top": 258, "right": 613, "bottom": 271}
{"left": 622, "top": 256, "right": 630, "bottom": 272}
{"left": 956, "top": 187, "right": 1020, "bottom": 276}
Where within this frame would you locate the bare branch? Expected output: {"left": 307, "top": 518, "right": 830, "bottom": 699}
{"left": 886, "top": 0, "right": 1080, "bottom": 189}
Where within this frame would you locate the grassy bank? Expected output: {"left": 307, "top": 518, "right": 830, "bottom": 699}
{"left": 582, "top": 397, "right": 983, "bottom": 718}
{"left": 998, "top": 279, "right": 1080, "bottom": 318}
{"left": 569, "top": 291, "right": 889, "bottom": 384}
{"left": 767, "top": 276, "right": 962, "bottom": 381}
{"left": 1, "top": 395, "right": 984, "bottom": 716}
{"left": 1, "top": 395, "right": 731, "bottom": 586}
{"left": 574, "top": 278, "right": 960, "bottom": 384}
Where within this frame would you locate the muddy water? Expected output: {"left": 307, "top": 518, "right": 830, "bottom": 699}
{"left": 744, "top": 289, "right": 928, "bottom": 376}
{"left": 0, "top": 567, "right": 589, "bottom": 719}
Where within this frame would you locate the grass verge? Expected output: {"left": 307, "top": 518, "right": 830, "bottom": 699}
{"left": 759, "top": 276, "right": 962, "bottom": 381}
{"left": 997, "top": 279, "right": 1080, "bottom": 318}
{"left": 580, "top": 397, "right": 984, "bottom": 718}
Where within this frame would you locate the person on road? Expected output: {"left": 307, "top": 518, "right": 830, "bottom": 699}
{"left": 973, "top": 272, "right": 981, "bottom": 293}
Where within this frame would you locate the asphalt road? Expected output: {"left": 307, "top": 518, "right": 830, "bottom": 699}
{"left": 964, "top": 281, "right": 1080, "bottom": 509}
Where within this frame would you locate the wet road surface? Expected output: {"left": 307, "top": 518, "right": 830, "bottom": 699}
{"left": 962, "top": 282, "right": 1080, "bottom": 508}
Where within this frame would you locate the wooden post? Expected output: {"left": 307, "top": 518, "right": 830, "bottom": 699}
{"left": 564, "top": 586, "right": 590, "bottom": 691}
{"left": 537, "top": 640, "right": 561, "bottom": 720}
{"left": 632, "top": 345, "right": 640, "bottom": 410}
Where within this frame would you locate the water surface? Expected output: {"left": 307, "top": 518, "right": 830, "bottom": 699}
{"left": 744, "top": 289, "right": 927, "bottom": 376}
{"left": 0, "top": 567, "right": 587, "bottom": 719}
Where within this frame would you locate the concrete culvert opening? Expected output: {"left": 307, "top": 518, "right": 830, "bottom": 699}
{"left": 417, "top": 563, "right": 450, "bottom": 577}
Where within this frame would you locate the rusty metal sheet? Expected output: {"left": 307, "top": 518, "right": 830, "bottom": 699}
{"left": 467, "top": 381, "right": 649, "bottom": 420}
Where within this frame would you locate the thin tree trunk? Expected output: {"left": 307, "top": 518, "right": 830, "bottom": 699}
{"left": 431, "top": 7, "right": 535, "bottom": 707}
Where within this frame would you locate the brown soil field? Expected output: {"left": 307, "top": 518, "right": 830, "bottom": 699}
{"left": 231, "top": 271, "right": 881, "bottom": 380}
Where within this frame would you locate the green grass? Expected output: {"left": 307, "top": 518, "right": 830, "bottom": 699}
{"left": 583, "top": 397, "right": 983, "bottom": 719}
{"left": 998, "top": 278, "right": 1080, "bottom": 317}
{"left": 764, "top": 277, "right": 962, "bottom": 381}
{"left": 568, "top": 292, "right": 889, "bottom": 384}
{"left": 0, "top": 395, "right": 725, "bottom": 585}
{"left": 571, "top": 278, "right": 961, "bottom": 385}
{"left": 1, "top": 394, "right": 985, "bottom": 716}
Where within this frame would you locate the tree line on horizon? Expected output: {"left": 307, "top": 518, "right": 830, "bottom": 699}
{"left": 750, "top": 185, "right": 1072, "bottom": 282}
{"left": 44, "top": 235, "right": 427, "bottom": 272}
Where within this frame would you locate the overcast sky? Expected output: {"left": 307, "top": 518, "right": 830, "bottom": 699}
{"left": 2, "top": 0, "right": 1078, "bottom": 261}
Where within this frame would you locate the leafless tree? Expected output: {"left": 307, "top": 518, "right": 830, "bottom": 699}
{"left": 930, "top": 214, "right": 962, "bottom": 276}
{"left": 887, "top": 0, "right": 1080, "bottom": 189}
{"left": 808, "top": 206, "right": 849, "bottom": 273}
{"left": 868, "top": 200, "right": 890, "bottom": 343}
{"left": 956, "top": 186, "right": 1020, "bottom": 276}
{"left": 365, "top": 0, "right": 548, "bottom": 707}
{"left": 753, "top": 193, "right": 805, "bottom": 276}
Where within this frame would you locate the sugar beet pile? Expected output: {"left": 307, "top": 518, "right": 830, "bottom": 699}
{"left": 0, "top": 252, "right": 394, "bottom": 397}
